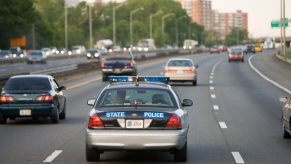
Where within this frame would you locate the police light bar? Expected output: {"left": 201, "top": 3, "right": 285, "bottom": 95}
{"left": 108, "top": 76, "right": 169, "bottom": 84}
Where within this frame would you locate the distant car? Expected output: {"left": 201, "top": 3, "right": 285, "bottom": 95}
{"left": 9, "top": 47, "right": 26, "bottom": 58}
{"left": 228, "top": 48, "right": 244, "bottom": 62}
{"left": 281, "top": 97, "right": 291, "bottom": 138}
{"left": 87, "top": 48, "right": 101, "bottom": 59}
{"left": 85, "top": 76, "right": 192, "bottom": 162}
{"left": 0, "top": 75, "right": 66, "bottom": 124}
{"left": 27, "top": 50, "right": 47, "bottom": 64}
{"left": 210, "top": 46, "right": 220, "bottom": 54}
{"left": 49, "top": 47, "right": 58, "bottom": 55}
{"left": 164, "top": 58, "right": 198, "bottom": 86}
{"left": 218, "top": 45, "right": 227, "bottom": 52}
{"left": 101, "top": 51, "right": 137, "bottom": 81}
{"left": 71, "top": 45, "right": 86, "bottom": 55}
{"left": 255, "top": 44, "right": 263, "bottom": 52}
{"left": 42, "top": 48, "right": 52, "bottom": 56}
{"left": 0, "top": 50, "right": 13, "bottom": 59}
{"left": 57, "top": 47, "right": 67, "bottom": 55}
{"left": 244, "top": 44, "right": 256, "bottom": 54}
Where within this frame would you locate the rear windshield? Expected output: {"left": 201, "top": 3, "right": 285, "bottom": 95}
{"left": 231, "top": 49, "right": 242, "bottom": 55}
{"left": 97, "top": 88, "right": 177, "bottom": 109}
{"left": 4, "top": 77, "right": 51, "bottom": 91}
{"left": 106, "top": 52, "right": 132, "bottom": 60}
{"left": 30, "top": 51, "right": 43, "bottom": 56}
{"left": 167, "top": 60, "right": 193, "bottom": 67}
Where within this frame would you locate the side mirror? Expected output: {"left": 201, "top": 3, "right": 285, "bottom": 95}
{"left": 279, "top": 97, "right": 288, "bottom": 103}
{"left": 87, "top": 99, "right": 96, "bottom": 106}
{"left": 182, "top": 99, "right": 193, "bottom": 107}
{"left": 58, "top": 86, "right": 66, "bottom": 91}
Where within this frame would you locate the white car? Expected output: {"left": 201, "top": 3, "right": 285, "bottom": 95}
{"left": 163, "top": 58, "right": 198, "bottom": 86}
{"left": 27, "top": 50, "right": 47, "bottom": 64}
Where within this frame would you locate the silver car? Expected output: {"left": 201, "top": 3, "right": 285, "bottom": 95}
{"left": 27, "top": 50, "right": 47, "bottom": 64}
{"left": 163, "top": 58, "right": 198, "bottom": 86}
{"left": 85, "top": 76, "right": 192, "bottom": 162}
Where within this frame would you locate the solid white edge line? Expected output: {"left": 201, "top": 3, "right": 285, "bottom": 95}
{"left": 211, "top": 94, "right": 216, "bottom": 98}
{"left": 219, "top": 122, "right": 227, "bottom": 129}
{"left": 43, "top": 150, "right": 63, "bottom": 163}
{"left": 248, "top": 55, "right": 291, "bottom": 95}
{"left": 231, "top": 152, "right": 245, "bottom": 164}
{"left": 213, "top": 105, "right": 219, "bottom": 110}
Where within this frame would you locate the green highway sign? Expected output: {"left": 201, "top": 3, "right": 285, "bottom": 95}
{"left": 271, "top": 18, "right": 288, "bottom": 28}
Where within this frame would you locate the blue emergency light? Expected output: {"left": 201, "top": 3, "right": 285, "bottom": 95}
{"left": 108, "top": 76, "right": 169, "bottom": 84}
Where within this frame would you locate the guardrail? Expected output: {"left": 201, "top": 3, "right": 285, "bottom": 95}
{"left": 0, "top": 48, "right": 195, "bottom": 87}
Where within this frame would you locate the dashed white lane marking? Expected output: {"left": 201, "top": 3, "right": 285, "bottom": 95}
{"left": 66, "top": 77, "right": 101, "bottom": 90}
{"left": 18, "top": 66, "right": 24, "bottom": 69}
{"left": 210, "top": 76, "right": 213, "bottom": 79}
{"left": 231, "top": 152, "right": 245, "bottom": 163}
{"left": 43, "top": 150, "right": 63, "bottom": 163}
{"left": 210, "top": 86, "right": 214, "bottom": 90}
{"left": 211, "top": 94, "right": 216, "bottom": 98}
{"left": 248, "top": 55, "right": 291, "bottom": 95}
{"left": 219, "top": 122, "right": 227, "bottom": 129}
{"left": 209, "top": 80, "right": 213, "bottom": 84}
{"left": 213, "top": 105, "right": 219, "bottom": 110}
{"left": 211, "top": 72, "right": 214, "bottom": 75}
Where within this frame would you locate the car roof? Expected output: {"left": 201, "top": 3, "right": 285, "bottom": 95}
{"left": 105, "top": 82, "right": 171, "bottom": 90}
{"left": 167, "top": 57, "right": 192, "bottom": 61}
{"left": 10, "top": 74, "right": 53, "bottom": 79}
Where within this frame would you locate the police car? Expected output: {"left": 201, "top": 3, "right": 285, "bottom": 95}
{"left": 85, "top": 76, "right": 193, "bottom": 162}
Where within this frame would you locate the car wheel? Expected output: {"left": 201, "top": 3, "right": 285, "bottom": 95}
{"left": 102, "top": 74, "right": 107, "bottom": 82}
{"left": 51, "top": 107, "right": 59, "bottom": 124}
{"left": 86, "top": 144, "right": 100, "bottom": 162}
{"left": 192, "top": 80, "right": 197, "bottom": 86}
{"left": 59, "top": 103, "right": 66, "bottom": 120}
{"left": 174, "top": 142, "right": 187, "bottom": 162}
{"left": 283, "top": 122, "right": 291, "bottom": 139}
{"left": 242, "top": 59, "right": 244, "bottom": 62}
{"left": 0, "top": 117, "right": 7, "bottom": 124}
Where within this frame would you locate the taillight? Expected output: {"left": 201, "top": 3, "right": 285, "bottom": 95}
{"left": 183, "top": 68, "right": 196, "bottom": 73}
{"left": 166, "top": 114, "right": 182, "bottom": 129}
{"left": 36, "top": 95, "right": 53, "bottom": 102}
{"left": 0, "top": 95, "right": 16, "bottom": 102}
{"left": 164, "top": 68, "right": 177, "bottom": 73}
{"left": 88, "top": 113, "right": 104, "bottom": 128}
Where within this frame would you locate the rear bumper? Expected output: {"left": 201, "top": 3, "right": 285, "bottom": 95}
{"left": 86, "top": 129, "right": 187, "bottom": 150}
{"left": 229, "top": 57, "right": 244, "bottom": 61}
{"left": 102, "top": 68, "right": 135, "bottom": 74}
{"left": 0, "top": 105, "right": 55, "bottom": 118}
{"left": 165, "top": 73, "right": 197, "bottom": 81}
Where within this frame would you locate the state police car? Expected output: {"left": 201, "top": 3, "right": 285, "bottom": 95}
{"left": 85, "top": 76, "right": 193, "bottom": 162}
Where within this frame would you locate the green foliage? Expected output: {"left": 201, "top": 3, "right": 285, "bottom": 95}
{"left": 0, "top": 0, "right": 37, "bottom": 48}
{"left": 225, "top": 27, "right": 248, "bottom": 46}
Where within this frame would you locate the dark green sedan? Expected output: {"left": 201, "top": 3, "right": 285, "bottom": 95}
{"left": 0, "top": 75, "right": 66, "bottom": 124}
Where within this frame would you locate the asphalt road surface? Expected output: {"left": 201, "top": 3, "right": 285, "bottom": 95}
{"left": 0, "top": 51, "right": 290, "bottom": 164}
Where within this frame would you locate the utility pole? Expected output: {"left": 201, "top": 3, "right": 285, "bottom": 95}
{"left": 130, "top": 7, "right": 144, "bottom": 46}
{"left": 32, "top": 24, "right": 35, "bottom": 49}
{"left": 113, "top": 3, "right": 126, "bottom": 45}
{"left": 175, "top": 16, "right": 187, "bottom": 47}
{"left": 64, "top": 0, "right": 68, "bottom": 50}
{"left": 282, "top": 0, "right": 286, "bottom": 60}
{"left": 150, "top": 10, "right": 162, "bottom": 39}
{"left": 89, "top": 5, "right": 93, "bottom": 48}
{"left": 162, "top": 13, "right": 175, "bottom": 45}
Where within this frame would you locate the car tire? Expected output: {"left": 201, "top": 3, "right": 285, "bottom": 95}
{"left": 174, "top": 142, "right": 187, "bottom": 162}
{"left": 192, "top": 80, "right": 197, "bottom": 86}
{"left": 59, "top": 103, "right": 66, "bottom": 120}
{"left": 86, "top": 144, "right": 100, "bottom": 162}
{"left": 51, "top": 107, "right": 59, "bottom": 124}
{"left": 102, "top": 74, "right": 107, "bottom": 82}
{"left": 242, "top": 59, "right": 244, "bottom": 62}
{"left": 283, "top": 122, "right": 291, "bottom": 139}
{"left": 0, "top": 117, "right": 7, "bottom": 124}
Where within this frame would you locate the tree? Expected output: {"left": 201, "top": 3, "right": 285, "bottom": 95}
{"left": 224, "top": 27, "right": 248, "bottom": 46}
{"left": 0, "top": 0, "right": 37, "bottom": 48}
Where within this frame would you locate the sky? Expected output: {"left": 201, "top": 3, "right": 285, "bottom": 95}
{"left": 211, "top": 0, "right": 291, "bottom": 38}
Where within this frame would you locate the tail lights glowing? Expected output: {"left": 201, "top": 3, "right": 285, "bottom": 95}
{"left": 164, "top": 68, "right": 177, "bottom": 73}
{"left": 36, "top": 95, "right": 53, "bottom": 102}
{"left": 166, "top": 114, "right": 182, "bottom": 129}
{"left": 0, "top": 95, "right": 16, "bottom": 102}
{"left": 88, "top": 113, "right": 104, "bottom": 128}
{"left": 183, "top": 68, "right": 196, "bottom": 73}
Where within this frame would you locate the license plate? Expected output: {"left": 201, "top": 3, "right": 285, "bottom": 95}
{"left": 177, "top": 70, "right": 183, "bottom": 74}
{"left": 114, "top": 69, "right": 122, "bottom": 73}
{"left": 126, "top": 120, "right": 143, "bottom": 129}
{"left": 19, "top": 109, "right": 31, "bottom": 116}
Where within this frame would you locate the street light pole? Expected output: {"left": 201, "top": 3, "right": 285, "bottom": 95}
{"left": 162, "top": 13, "right": 175, "bottom": 45}
{"left": 280, "top": 0, "right": 283, "bottom": 56}
{"left": 89, "top": 5, "right": 93, "bottom": 48}
{"left": 282, "top": 0, "right": 286, "bottom": 60}
{"left": 113, "top": 3, "right": 126, "bottom": 45}
{"left": 176, "top": 16, "right": 187, "bottom": 47}
{"left": 150, "top": 10, "right": 162, "bottom": 39}
{"left": 64, "top": 0, "right": 68, "bottom": 50}
{"left": 130, "top": 7, "right": 144, "bottom": 46}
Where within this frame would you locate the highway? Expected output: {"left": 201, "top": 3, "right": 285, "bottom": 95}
{"left": 0, "top": 51, "right": 291, "bottom": 164}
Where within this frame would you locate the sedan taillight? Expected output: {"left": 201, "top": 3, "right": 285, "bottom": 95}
{"left": 0, "top": 95, "right": 16, "bottom": 102}
{"left": 166, "top": 114, "right": 182, "bottom": 129}
{"left": 88, "top": 113, "right": 104, "bottom": 128}
{"left": 183, "top": 68, "right": 196, "bottom": 73}
{"left": 164, "top": 68, "right": 177, "bottom": 73}
{"left": 36, "top": 95, "right": 53, "bottom": 102}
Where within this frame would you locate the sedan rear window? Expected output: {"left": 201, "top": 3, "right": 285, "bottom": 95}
{"left": 4, "top": 77, "right": 51, "bottom": 91}
{"left": 167, "top": 60, "right": 193, "bottom": 67}
{"left": 97, "top": 88, "right": 176, "bottom": 108}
